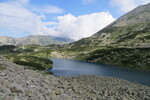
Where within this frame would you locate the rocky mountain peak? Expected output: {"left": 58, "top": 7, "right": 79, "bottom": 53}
{"left": 111, "top": 3, "right": 150, "bottom": 27}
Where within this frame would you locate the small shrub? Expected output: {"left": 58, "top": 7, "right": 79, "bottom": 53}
{"left": 14, "top": 61, "right": 46, "bottom": 70}
{"left": 13, "top": 56, "right": 53, "bottom": 70}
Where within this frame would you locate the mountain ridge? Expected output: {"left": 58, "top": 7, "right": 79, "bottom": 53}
{"left": 0, "top": 35, "right": 74, "bottom": 46}
{"left": 70, "top": 3, "right": 150, "bottom": 48}
{"left": 60, "top": 3, "right": 150, "bottom": 71}
{"left": 95, "top": 3, "right": 150, "bottom": 31}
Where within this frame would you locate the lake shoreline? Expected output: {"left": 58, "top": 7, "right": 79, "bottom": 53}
{"left": 51, "top": 58, "right": 150, "bottom": 86}
{"left": 0, "top": 56, "right": 150, "bottom": 100}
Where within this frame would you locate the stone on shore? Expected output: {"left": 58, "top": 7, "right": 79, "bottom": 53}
{"left": 0, "top": 56, "right": 150, "bottom": 100}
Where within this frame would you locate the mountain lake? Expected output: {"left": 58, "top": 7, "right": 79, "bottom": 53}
{"left": 49, "top": 58, "right": 150, "bottom": 86}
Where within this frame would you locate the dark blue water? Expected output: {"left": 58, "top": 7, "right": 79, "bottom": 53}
{"left": 49, "top": 58, "right": 150, "bottom": 86}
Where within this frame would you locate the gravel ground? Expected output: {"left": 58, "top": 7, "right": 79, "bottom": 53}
{"left": 0, "top": 56, "right": 150, "bottom": 100}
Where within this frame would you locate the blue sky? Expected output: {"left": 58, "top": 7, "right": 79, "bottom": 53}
{"left": 30, "top": 0, "right": 117, "bottom": 17}
{"left": 0, "top": 0, "right": 149, "bottom": 40}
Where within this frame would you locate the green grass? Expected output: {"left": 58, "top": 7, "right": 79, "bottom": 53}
{"left": 0, "top": 31, "right": 150, "bottom": 73}
{"left": 84, "top": 48, "right": 150, "bottom": 71}
{"left": 13, "top": 56, "right": 53, "bottom": 70}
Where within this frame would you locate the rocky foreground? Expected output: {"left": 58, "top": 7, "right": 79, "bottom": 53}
{"left": 0, "top": 57, "right": 150, "bottom": 100}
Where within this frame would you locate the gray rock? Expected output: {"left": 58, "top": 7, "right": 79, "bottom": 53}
{"left": 0, "top": 87, "right": 11, "bottom": 94}
{"left": 49, "top": 91, "right": 57, "bottom": 99}
{"left": 0, "top": 72, "right": 6, "bottom": 76}
{"left": 0, "top": 57, "right": 150, "bottom": 100}
{"left": 25, "top": 90, "right": 37, "bottom": 97}
{"left": 26, "top": 81, "right": 30, "bottom": 85}
{"left": 3, "top": 97, "right": 15, "bottom": 100}
{"left": 122, "top": 97, "right": 129, "bottom": 100}
{"left": 55, "top": 89, "right": 61, "bottom": 95}
{"left": 10, "top": 87, "right": 23, "bottom": 93}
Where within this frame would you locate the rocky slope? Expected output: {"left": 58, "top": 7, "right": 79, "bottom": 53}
{"left": 0, "top": 35, "right": 73, "bottom": 46}
{"left": 0, "top": 56, "right": 150, "bottom": 100}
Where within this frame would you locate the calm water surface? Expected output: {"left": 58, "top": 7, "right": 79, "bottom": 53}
{"left": 49, "top": 58, "right": 150, "bottom": 86}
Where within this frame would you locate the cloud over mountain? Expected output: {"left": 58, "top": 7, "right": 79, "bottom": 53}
{"left": 54, "top": 12, "right": 115, "bottom": 40}
{"left": 110, "top": 0, "right": 150, "bottom": 13}
{"left": 0, "top": 0, "right": 116, "bottom": 40}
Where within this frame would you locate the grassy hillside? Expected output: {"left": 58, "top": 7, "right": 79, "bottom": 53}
{"left": 14, "top": 56, "right": 53, "bottom": 70}
{"left": 84, "top": 48, "right": 150, "bottom": 71}
{"left": 0, "top": 45, "right": 53, "bottom": 70}
{"left": 57, "top": 3, "right": 150, "bottom": 71}
{"left": 0, "top": 3, "right": 150, "bottom": 72}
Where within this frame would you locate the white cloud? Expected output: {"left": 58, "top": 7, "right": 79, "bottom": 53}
{"left": 41, "top": 5, "right": 64, "bottom": 14}
{"left": 0, "top": 0, "right": 61, "bottom": 36}
{"left": 0, "top": 0, "right": 115, "bottom": 40}
{"left": 54, "top": 12, "right": 115, "bottom": 40}
{"left": 18, "top": 0, "right": 30, "bottom": 4}
{"left": 0, "top": 1, "right": 39, "bottom": 33}
{"left": 33, "top": 5, "right": 64, "bottom": 14}
{"left": 82, "top": 0, "right": 96, "bottom": 4}
{"left": 110, "top": 0, "right": 150, "bottom": 13}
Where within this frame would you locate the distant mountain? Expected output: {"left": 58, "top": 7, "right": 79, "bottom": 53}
{"left": 70, "top": 3, "right": 150, "bottom": 48}
{"left": 0, "top": 35, "right": 74, "bottom": 46}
